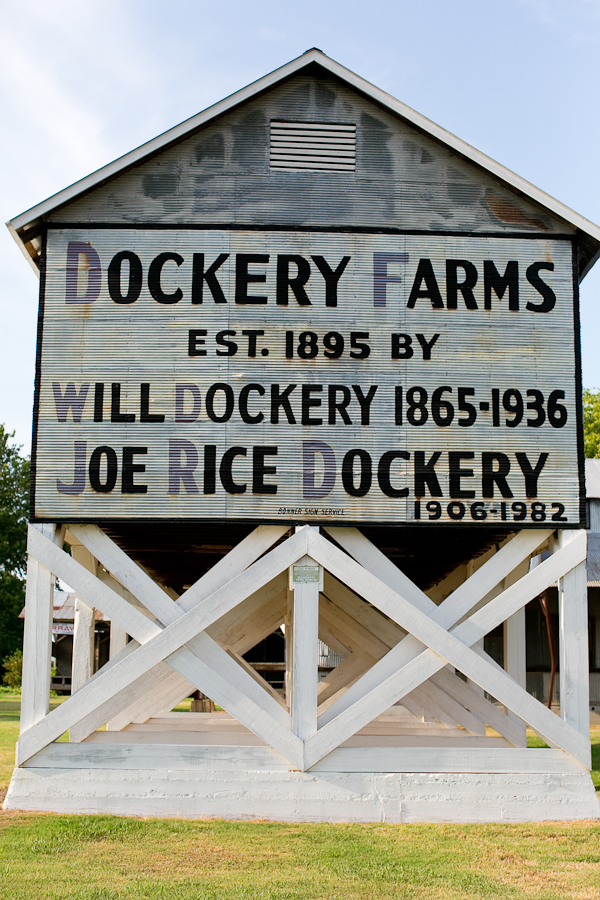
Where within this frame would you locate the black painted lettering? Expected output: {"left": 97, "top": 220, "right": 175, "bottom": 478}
{"left": 516, "top": 451, "right": 549, "bottom": 497}
{"left": 449, "top": 451, "right": 476, "bottom": 498}
{"left": 446, "top": 260, "right": 478, "bottom": 310}
{"left": 391, "top": 334, "right": 413, "bottom": 359}
{"left": 526, "top": 262, "right": 556, "bottom": 313}
{"left": 188, "top": 329, "right": 207, "bottom": 357}
{"left": 140, "top": 383, "right": 165, "bottom": 423}
{"left": 328, "top": 385, "right": 352, "bottom": 425}
{"left": 484, "top": 260, "right": 519, "bottom": 310}
{"left": 416, "top": 333, "right": 440, "bottom": 360}
{"left": 271, "top": 384, "right": 297, "bottom": 424}
{"left": 378, "top": 450, "right": 410, "bottom": 498}
{"left": 276, "top": 255, "right": 311, "bottom": 305}
{"left": 215, "top": 330, "right": 237, "bottom": 356}
{"left": 192, "top": 253, "right": 229, "bottom": 303}
{"left": 205, "top": 383, "right": 234, "bottom": 423}
{"left": 239, "top": 384, "right": 265, "bottom": 424}
{"left": 242, "top": 330, "right": 265, "bottom": 357}
{"left": 482, "top": 452, "right": 513, "bottom": 498}
{"left": 311, "top": 255, "right": 351, "bottom": 307}
{"left": 89, "top": 446, "right": 118, "bottom": 493}
{"left": 219, "top": 446, "right": 247, "bottom": 493}
{"left": 252, "top": 446, "right": 278, "bottom": 494}
{"left": 148, "top": 252, "right": 183, "bottom": 304}
{"left": 122, "top": 447, "right": 148, "bottom": 494}
{"left": 342, "top": 449, "right": 372, "bottom": 497}
{"left": 352, "top": 385, "right": 377, "bottom": 425}
{"left": 93, "top": 383, "right": 104, "bottom": 423}
{"left": 108, "top": 251, "right": 142, "bottom": 304}
{"left": 302, "top": 384, "right": 323, "bottom": 426}
{"left": 414, "top": 451, "right": 443, "bottom": 497}
{"left": 406, "top": 259, "right": 444, "bottom": 309}
{"left": 203, "top": 445, "right": 216, "bottom": 494}
{"left": 111, "top": 383, "right": 135, "bottom": 423}
{"left": 235, "top": 254, "right": 269, "bottom": 304}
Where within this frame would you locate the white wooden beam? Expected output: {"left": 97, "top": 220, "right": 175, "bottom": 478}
{"left": 503, "top": 560, "right": 529, "bottom": 747}
{"left": 109, "top": 623, "right": 128, "bottom": 660}
{"left": 71, "top": 596, "right": 95, "bottom": 693}
{"left": 558, "top": 533, "right": 590, "bottom": 739}
{"left": 290, "top": 556, "right": 321, "bottom": 741}
{"left": 18, "top": 528, "right": 310, "bottom": 765}
{"left": 317, "top": 650, "right": 375, "bottom": 707}
{"left": 20, "top": 524, "right": 57, "bottom": 733}
{"left": 304, "top": 530, "right": 590, "bottom": 768}
{"left": 70, "top": 544, "right": 98, "bottom": 695}
{"left": 109, "top": 588, "right": 287, "bottom": 732}
{"left": 108, "top": 665, "right": 192, "bottom": 729}
{"left": 431, "top": 668, "right": 526, "bottom": 746}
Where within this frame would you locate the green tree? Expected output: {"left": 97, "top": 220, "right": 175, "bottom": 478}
{"left": 584, "top": 389, "right": 600, "bottom": 458}
{"left": 0, "top": 426, "right": 30, "bottom": 679}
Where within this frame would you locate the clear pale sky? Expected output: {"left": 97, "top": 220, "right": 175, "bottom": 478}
{"left": 2, "top": 0, "right": 600, "bottom": 451}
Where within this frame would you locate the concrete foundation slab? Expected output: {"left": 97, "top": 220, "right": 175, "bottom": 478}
{"left": 5, "top": 767, "right": 599, "bottom": 822}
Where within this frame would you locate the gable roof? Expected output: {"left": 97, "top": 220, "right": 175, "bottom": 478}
{"left": 8, "top": 48, "right": 600, "bottom": 278}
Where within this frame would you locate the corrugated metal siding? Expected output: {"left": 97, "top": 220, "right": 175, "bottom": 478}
{"left": 34, "top": 227, "right": 580, "bottom": 525}
{"left": 587, "top": 534, "right": 600, "bottom": 585}
{"left": 51, "top": 74, "right": 572, "bottom": 236}
{"left": 270, "top": 121, "right": 356, "bottom": 172}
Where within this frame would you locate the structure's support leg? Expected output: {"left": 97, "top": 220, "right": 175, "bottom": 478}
{"left": 290, "top": 553, "right": 321, "bottom": 742}
{"left": 503, "top": 610, "right": 527, "bottom": 744}
{"left": 501, "top": 559, "right": 529, "bottom": 747}
{"left": 71, "top": 597, "right": 95, "bottom": 693}
{"left": 109, "top": 623, "right": 128, "bottom": 659}
{"left": 70, "top": 544, "right": 98, "bottom": 696}
{"left": 20, "top": 524, "right": 57, "bottom": 733}
{"left": 558, "top": 531, "right": 590, "bottom": 740}
{"left": 285, "top": 589, "right": 293, "bottom": 708}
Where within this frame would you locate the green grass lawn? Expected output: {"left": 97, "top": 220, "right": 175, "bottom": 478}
{"left": 1, "top": 692, "right": 599, "bottom": 899}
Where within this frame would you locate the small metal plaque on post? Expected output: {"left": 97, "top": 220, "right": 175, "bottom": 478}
{"left": 293, "top": 566, "right": 321, "bottom": 583}
{"left": 289, "top": 556, "right": 324, "bottom": 590}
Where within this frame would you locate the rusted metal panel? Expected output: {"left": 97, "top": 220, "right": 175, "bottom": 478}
{"left": 32, "top": 226, "right": 582, "bottom": 527}
{"left": 51, "top": 75, "right": 571, "bottom": 238}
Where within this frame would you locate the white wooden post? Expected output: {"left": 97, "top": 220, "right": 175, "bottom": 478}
{"left": 70, "top": 545, "right": 97, "bottom": 693}
{"left": 503, "top": 558, "right": 529, "bottom": 747}
{"left": 71, "top": 597, "right": 95, "bottom": 692}
{"left": 109, "top": 623, "right": 128, "bottom": 659}
{"left": 289, "top": 552, "right": 322, "bottom": 741}
{"left": 284, "top": 589, "right": 293, "bottom": 709}
{"left": 558, "top": 530, "right": 589, "bottom": 740}
{"left": 20, "top": 523, "right": 57, "bottom": 733}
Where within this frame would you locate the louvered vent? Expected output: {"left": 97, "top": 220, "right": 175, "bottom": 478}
{"left": 270, "top": 121, "right": 356, "bottom": 172}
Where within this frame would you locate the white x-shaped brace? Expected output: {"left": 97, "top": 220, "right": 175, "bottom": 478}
{"left": 18, "top": 522, "right": 588, "bottom": 771}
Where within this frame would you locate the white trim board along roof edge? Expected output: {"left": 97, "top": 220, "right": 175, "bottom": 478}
{"left": 8, "top": 48, "right": 600, "bottom": 278}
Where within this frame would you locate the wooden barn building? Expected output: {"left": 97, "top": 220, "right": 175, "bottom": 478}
{"left": 4, "top": 50, "right": 600, "bottom": 821}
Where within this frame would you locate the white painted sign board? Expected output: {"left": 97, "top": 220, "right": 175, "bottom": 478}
{"left": 32, "top": 226, "right": 584, "bottom": 526}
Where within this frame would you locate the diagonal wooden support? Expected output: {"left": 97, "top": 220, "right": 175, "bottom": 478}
{"left": 317, "top": 650, "right": 375, "bottom": 708}
{"left": 304, "top": 530, "right": 590, "bottom": 769}
{"left": 320, "top": 574, "right": 488, "bottom": 735}
{"left": 108, "top": 583, "right": 288, "bottom": 732}
{"left": 61, "top": 524, "right": 288, "bottom": 733}
{"left": 319, "top": 527, "right": 553, "bottom": 725}
{"left": 18, "top": 528, "right": 311, "bottom": 767}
